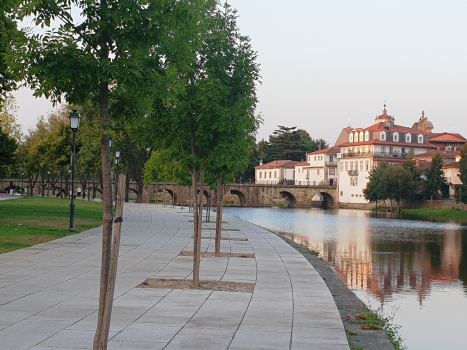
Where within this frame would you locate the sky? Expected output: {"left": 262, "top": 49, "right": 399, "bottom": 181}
{"left": 12, "top": 0, "right": 467, "bottom": 146}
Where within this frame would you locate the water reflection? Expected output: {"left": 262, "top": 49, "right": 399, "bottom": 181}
{"left": 223, "top": 207, "right": 467, "bottom": 349}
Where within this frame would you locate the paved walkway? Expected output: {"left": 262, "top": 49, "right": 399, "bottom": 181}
{"left": 0, "top": 203, "right": 349, "bottom": 350}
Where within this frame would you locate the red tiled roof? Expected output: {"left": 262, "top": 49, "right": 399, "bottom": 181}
{"left": 255, "top": 160, "right": 299, "bottom": 169}
{"left": 294, "top": 161, "right": 309, "bottom": 166}
{"left": 413, "top": 150, "right": 460, "bottom": 160}
{"left": 348, "top": 122, "right": 430, "bottom": 135}
{"left": 307, "top": 146, "right": 340, "bottom": 155}
{"left": 417, "top": 160, "right": 431, "bottom": 171}
{"left": 428, "top": 132, "right": 466, "bottom": 142}
{"left": 443, "top": 161, "right": 461, "bottom": 169}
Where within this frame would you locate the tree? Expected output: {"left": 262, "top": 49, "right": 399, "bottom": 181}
{"left": 380, "top": 165, "right": 416, "bottom": 212}
{"left": 144, "top": 2, "right": 260, "bottom": 285}
{"left": 0, "top": 126, "right": 16, "bottom": 178}
{"left": 13, "top": 2, "right": 216, "bottom": 347}
{"left": 422, "top": 153, "right": 447, "bottom": 202}
{"left": 455, "top": 143, "right": 467, "bottom": 205}
{"left": 363, "top": 161, "right": 389, "bottom": 207}
{"left": 0, "top": 94, "right": 22, "bottom": 143}
{"left": 0, "top": 0, "right": 21, "bottom": 101}
{"left": 268, "top": 126, "right": 307, "bottom": 161}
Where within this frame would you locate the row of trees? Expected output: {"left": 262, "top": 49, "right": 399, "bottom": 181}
{"left": 363, "top": 152, "right": 457, "bottom": 211}
{"left": 1, "top": 1, "right": 261, "bottom": 349}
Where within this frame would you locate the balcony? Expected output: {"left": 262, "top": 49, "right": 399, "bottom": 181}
{"left": 325, "top": 161, "right": 337, "bottom": 166}
{"left": 342, "top": 152, "right": 409, "bottom": 158}
{"left": 348, "top": 170, "right": 359, "bottom": 176}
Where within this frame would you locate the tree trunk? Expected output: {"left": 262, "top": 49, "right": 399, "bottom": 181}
{"left": 136, "top": 180, "right": 143, "bottom": 203}
{"left": 93, "top": 65, "right": 113, "bottom": 350}
{"left": 192, "top": 170, "right": 200, "bottom": 287}
{"left": 194, "top": 169, "right": 204, "bottom": 287}
{"left": 125, "top": 174, "right": 129, "bottom": 202}
{"left": 215, "top": 173, "right": 223, "bottom": 256}
{"left": 59, "top": 173, "right": 63, "bottom": 199}
{"left": 41, "top": 176, "right": 45, "bottom": 197}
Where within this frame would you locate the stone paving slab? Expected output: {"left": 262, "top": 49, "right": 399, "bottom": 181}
{"left": 0, "top": 203, "right": 349, "bottom": 350}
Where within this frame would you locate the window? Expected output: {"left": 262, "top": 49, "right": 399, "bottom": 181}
{"left": 340, "top": 162, "right": 344, "bottom": 172}
{"left": 314, "top": 156, "right": 316, "bottom": 161}
{"left": 381, "top": 131, "right": 386, "bottom": 141}
{"left": 345, "top": 162, "right": 349, "bottom": 171}
{"left": 350, "top": 161, "right": 353, "bottom": 170}
{"left": 350, "top": 177, "right": 358, "bottom": 186}
{"left": 354, "top": 132, "right": 358, "bottom": 142}
{"left": 317, "top": 169, "right": 320, "bottom": 175}
{"left": 259, "top": 172, "right": 262, "bottom": 179}
{"left": 360, "top": 161, "right": 363, "bottom": 171}
{"left": 349, "top": 133, "right": 354, "bottom": 142}
{"left": 351, "top": 194, "right": 354, "bottom": 197}
{"left": 365, "top": 131, "right": 369, "bottom": 141}
{"left": 269, "top": 171, "right": 271, "bottom": 179}
{"left": 329, "top": 168, "right": 335, "bottom": 175}
{"left": 406, "top": 133, "right": 411, "bottom": 143}
{"left": 365, "top": 160, "right": 369, "bottom": 171}
{"left": 389, "top": 147, "right": 393, "bottom": 154}
{"left": 393, "top": 132, "right": 399, "bottom": 142}
{"left": 418, "top": 134, "right": 423, "bottom": 143}
{"left": 340, "top": 191, "right": 343, "bottom": 196}
{"left": 359, "top": 131, "right": 364, "bottom": 141}
{"left": 274, "top": 171, "right": 277, "bottom": 178}
{"left": 329, "top": 155, "right": 334, "bottom": 162}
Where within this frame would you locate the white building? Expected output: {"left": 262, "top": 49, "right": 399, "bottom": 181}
{"left": 295, "top": 147, "right": 339, "bottom": 186}
{"left": 335, "top": 106, "right": 435, "bottom": 204}
{"left": 255, "top": 160, "right": 298, "bottom": 184}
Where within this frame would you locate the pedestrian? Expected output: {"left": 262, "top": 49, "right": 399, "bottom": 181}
{"left": 233, "top": 177, "right": 236, "bottom": 184}
{"left": 77, "top": 187, "right": 82, "bottom": 198}
{"left": 240, "top": 177, "right": 243, "bottom": 184}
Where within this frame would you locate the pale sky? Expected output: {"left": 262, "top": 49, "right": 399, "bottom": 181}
{"left": 13, "top": 0, "right": 467, "bottom": 145}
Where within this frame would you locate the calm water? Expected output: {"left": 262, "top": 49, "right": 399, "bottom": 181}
{"left": 222, "top": 207, "right": 467, "bottom": 350}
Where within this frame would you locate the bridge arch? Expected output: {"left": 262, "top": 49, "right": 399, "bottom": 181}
{"left": 229, "top": 189, "right": 247, "bottom": 206}
{"left": 320, "top": 192, "right": 335, "bottom": 209}
{"left": 128, "top": 188, "right": 138, "bottom": 195}
{"left": 279, "top": 191, "right": 297, "bottom": 207}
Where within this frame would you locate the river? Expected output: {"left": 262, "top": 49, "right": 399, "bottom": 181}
{"left": 222, "top": 207, "right": 467, "bottom": 350}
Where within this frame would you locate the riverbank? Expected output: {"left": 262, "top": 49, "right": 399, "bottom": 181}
{"left": 0, "top": 196, "right": 103, "bottom": 253}
{"left": 400, "top": 207, "right": 467, "bottom": 219}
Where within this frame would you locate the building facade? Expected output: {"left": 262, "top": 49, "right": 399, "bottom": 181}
{"left": 255, "top": 160, "right": 297, "bottom": 184}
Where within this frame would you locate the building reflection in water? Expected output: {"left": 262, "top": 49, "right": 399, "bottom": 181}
{"left": 284, "top": 210, "right": 467, "bottom": 306}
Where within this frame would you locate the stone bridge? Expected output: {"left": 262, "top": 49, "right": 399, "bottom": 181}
{"left": 0, "top": 179, "right": 338, "bottom": 208}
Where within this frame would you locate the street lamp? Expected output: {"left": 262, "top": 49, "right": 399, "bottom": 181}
{"left": 47, "top": 171, "right": 50, "bottom": 197}
{"left": 68, "top": 110, "right": 81, "bottom": 232}
{"left": 21, "top": 172, "right": 24, "bottom": 196}
{"left": 115, "top": 148, "right": 120, "bottom": 206}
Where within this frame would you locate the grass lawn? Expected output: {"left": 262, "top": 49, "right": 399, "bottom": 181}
{"left": 0, "top": 196, "right": 103, "bottom": 254}
{"left": 400, "top": 207, "right": 467, "bottom": 219}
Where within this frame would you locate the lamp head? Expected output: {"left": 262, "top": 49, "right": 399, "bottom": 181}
{"left": 68, "top": 110, "right": 81, "bottom": 131}
{"left": 116, "top": 147, "right": 121, "bottom": 159}
{"left": 109, "top": 135, "right": 113, "bottom": 148}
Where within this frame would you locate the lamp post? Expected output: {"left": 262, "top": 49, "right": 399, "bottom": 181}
{"left": 115, "top": 148, "right": 120, "bottom": 207}
{"left": 21, "top": 172, "right": 24, "bottom": 196}
{"left": 68, "top": 169, "right": 71, "bottom": 198}
{"left": 47, "top": 171, "right": 50, "bottom": 197}
{"left": 68, "top": 110, "right": 81, "bottom": 232}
